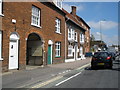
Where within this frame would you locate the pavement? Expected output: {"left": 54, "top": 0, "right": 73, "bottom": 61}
{"left": 2, "top": 57, "right": 91, "bottom": 88}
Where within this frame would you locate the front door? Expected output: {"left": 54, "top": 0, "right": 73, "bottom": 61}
{"left": 48, "top": 45, "right": 52, "bottom": 64}
{"left": 9, "top": 40, "right": 18, "bottom": 69}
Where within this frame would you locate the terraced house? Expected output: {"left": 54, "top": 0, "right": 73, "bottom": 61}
{"left": 0, "top": 0, "right": 66, "bottom": 72}
{"left": 0, "top": 0, "right": 90, "bottom": 72}
{"left": 63, "top": 6, "right": 90, "bottom": 62}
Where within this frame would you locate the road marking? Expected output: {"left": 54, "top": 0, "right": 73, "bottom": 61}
{"left": 55, "top": 72, "right": 81, "bottom": 86}
{"left": 31, "top": 76, "right": 63, "bottom": 88}
{"left": 76, "top": 63, "right": 91, "bottom": 70}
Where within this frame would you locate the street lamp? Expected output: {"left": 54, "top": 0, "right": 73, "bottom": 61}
{"left": 100, "top": 19, "right": 106, "bottom": 43}
{"left": 99, "top": 19, "right": 106, "bottom": 50}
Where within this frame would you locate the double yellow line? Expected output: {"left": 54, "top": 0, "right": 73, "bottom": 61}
{"left": 31, "top": 63, "right": 90, "bottom": 88}
{"left": 31, "top": 76, "right": 63, "bottom": 88}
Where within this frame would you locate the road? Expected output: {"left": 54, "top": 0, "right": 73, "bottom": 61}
{"left": 32, "top": 60, "right": 119, "bottom": 89}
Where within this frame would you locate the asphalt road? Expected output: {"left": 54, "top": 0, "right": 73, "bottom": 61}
{"left": 35, "top": 59, "right": 119, "bottom": 89}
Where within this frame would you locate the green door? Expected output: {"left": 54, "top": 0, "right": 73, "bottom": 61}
{"left": 48, "top": 45, "right": 52, "bottom": 64}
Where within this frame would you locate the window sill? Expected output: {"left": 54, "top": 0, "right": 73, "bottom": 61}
{"left": 55, "top": 32, "right": 62, "bottom": 34}
{"left": 55, "top": 56, "right": 61, "bottom": 58}
{"left": 0, "top": 14, "right": 4, "bottom": 17}
{"left": 68, "top": 55, "right": 73, "bottom": 57}
{"left": 31, "top": 23, "right": 42, "bottom": 28}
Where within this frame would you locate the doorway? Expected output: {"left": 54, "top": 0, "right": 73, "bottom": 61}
{"left": 9, "top": 33, "right": 19, "bottom": 69}
{"left": 26, "top": 33, "right": 43, "bottom": 66}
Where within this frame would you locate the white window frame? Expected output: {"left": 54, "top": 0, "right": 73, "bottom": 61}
{"left": 31, "top": 6, "right": 40, "bottom": 28}
{"left": 68, "top": 28, "right": 71, "bottom": 39}
{"left": 68, "top": 27, "right": 75, "bottom": 40}
{"left": 68, "top": 45, "right": 73, "bottom": 57}
{"left": 0, "top": 0, "right": 4, "bottom": 16}
{"left": 0, "top": 31, "right": 3, "bottom": 60}
{"left": 55, "top": 18, "right": 61, "bottom": 34}
{"left": 55, "top": 42, "right": 61, "bottom": 57}
{"left": 80, "top": 32, "right": 84, "bottom": 43}
{"left": 72, "top": 28, "right": 74, "bottom": 40}
{"left": 74, "top": 32, "right": 77, "bottom": 41}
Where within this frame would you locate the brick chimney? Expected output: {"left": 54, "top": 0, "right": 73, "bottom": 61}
{"left": 71, "top": 6, "right": 76, "bottom": 16}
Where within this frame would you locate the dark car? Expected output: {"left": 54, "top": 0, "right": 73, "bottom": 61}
{"left": 108, "top": 52, "right": 116, "bottom": 60}
{"left": 85, "top": 52, "right": 93, "bottom": 57}
{"left": 91, "top": 52, "right": 113, "bottom": 69}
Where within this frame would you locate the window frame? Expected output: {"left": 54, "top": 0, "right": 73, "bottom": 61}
{"left": 31, "top": 5, "right": 41, "bottom": 28}
{"left": 0, "top": 31, "right": 3, "bottom": 60}
{"left": 68, "top": 27, "right": 75, "bottom": 40}
{"left": 0, "top": 0, "right": 4, "bottom": 16}
{"left": 55, "top": 42, "right": 61, "bottom": 57}
{"left": 80, "top": 32, "right": 84, "bottom": 43}
{"left": 55, "top": 18, "right": 61, "bottom": 34}
{"left": 74, "top": 32, "right": 77, "bottom": 41}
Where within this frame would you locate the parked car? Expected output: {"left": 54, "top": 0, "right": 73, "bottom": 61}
{"left": 108, "top": 52, "right": 116, "bottom": 60}
{"left": 91, "top": 52, "right": 113, "bottom": 69}
{"left": 85, "top": 52, "right": 93, "bottom": 57}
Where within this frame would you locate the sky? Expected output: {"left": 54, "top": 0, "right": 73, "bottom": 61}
{"left": 62, "top": 1, "right": 118, "bottom": 46}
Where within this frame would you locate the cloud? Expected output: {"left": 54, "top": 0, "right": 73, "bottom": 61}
{"left": 92, "top": 32, "right": 118, "bottom": 45}
{"left": 62, "top": 3, "right": 84, "bottom": 13}
{"left": 87, "top": 21, "right": 118, "bottom": 30}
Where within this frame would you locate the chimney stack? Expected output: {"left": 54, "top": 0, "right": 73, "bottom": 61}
{"left": 71, "top": 6, "right": 76, "bottom": 16}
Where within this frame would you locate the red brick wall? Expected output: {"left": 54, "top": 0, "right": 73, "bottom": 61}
{"left": 2, "top": 2, "right": 65, "bottom": 71}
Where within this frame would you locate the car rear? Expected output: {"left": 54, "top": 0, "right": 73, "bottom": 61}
{"left": 91, "top": 52, "right": 113, "bottom": 69}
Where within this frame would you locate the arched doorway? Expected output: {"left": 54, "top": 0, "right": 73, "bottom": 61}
{"left": 26, "top": 33, "right": 43, "bottom": 66}
{"left": 9, "top": 32, "right": 19, "bottom": 69}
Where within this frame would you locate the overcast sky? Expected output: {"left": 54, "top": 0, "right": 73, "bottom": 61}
{"left": 63, "top": 1, "right": 118, "bottom": 46}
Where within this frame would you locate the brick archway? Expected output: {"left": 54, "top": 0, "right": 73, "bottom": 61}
{"left": 26, "top": 33, "right": 43, "bottom": 66}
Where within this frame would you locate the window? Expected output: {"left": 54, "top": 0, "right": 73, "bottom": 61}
{"left": 31, "top": 6, "right": 40, "bottom": 27}
{"left": 72, "top": 28, "right": 74, "bottom": 40}
{"left": 68, "top": 27, "right": 75, "bottom": 40}
{"left": 0, "top": 31, "right": 3, "bottom": 60}
{"left": 0, "top": 0, "right": 3, "bottom": 16}
{"left": 55, "top": 18, "right": 61, "bottom": 33}
{"left": 55, "top": 42, "right": 61, "bottom": 57}
{"left": 68, "top": 28, "right": 71, "bottom": 39}
{"left": 68, "top": 45, "right": 73, "bottom": 56}
{"left": 74, "top": 32, "right": 77, "bottom": 41}
{"left": 80, "top": 32, "right": 84, "bottom": 42}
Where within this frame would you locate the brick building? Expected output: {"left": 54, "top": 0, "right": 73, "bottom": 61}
{"left": 63, "top": 6, "right": 90, "bottom": 62}
{"left": 0, "top": 0, "right": 90, "bottom": 72}
{"left": 0, "top": 0, "right": 66, "bottom": 72}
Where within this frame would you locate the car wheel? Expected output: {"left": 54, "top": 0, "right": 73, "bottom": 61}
{"left": 91, "top": 66, "right": 95, "bottom": 70}
{"left": 109, "top": 66, "right": 112, "bottom": 69}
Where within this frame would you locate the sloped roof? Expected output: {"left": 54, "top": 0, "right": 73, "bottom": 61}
{"left": 62, "top": 8, "right": 90, "bottom": 30}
